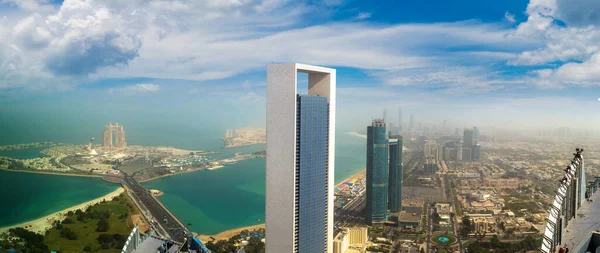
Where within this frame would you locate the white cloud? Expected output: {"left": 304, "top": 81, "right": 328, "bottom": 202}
{"left": 356, "top": 12, "right": 371, "bottom": 20}
{"left": 504, "top": 11, "right": 516, "bottom": 23}
{"left": 109, "top": 83, "right": 160, "bottom": 95}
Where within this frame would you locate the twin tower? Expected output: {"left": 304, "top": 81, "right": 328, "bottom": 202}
{"left": 102, "top": 123, "right": 127, "bottom": 149}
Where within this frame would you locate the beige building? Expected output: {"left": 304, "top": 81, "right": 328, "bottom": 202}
{"left": 473, "top": 217, "right": 488, "bottom": 232}
{"left": 333, "top": 227, "right": 368, "bottom": 253}
{"left": 346, "top": 227, "right": 367, "bottom": 245}
{"left": 333, "top": 232, "right": 349, "bottom": 253}
{"left": 103, "top": 122, "right": 127, "bottom": 149}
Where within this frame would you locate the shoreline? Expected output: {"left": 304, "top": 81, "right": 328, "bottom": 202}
{"left": 195, "top": 169, "right": 366, "bottom": 241}
{"left": 0, "top": 187, "right": 125, "bottom": 234}
{"left": 336, "top": 168, "right": 366, "bottom": 188}
{"left": 0, "top": 167, "right": 103, "bottom": 178}
{"left": 197, "top": 224, "right": 265, "bottom": 243}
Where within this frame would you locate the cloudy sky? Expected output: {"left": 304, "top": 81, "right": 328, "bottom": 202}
{"left": 1, "top": 0, "right": 600, "bottom": 135}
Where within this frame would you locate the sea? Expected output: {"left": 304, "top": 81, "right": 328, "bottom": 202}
{"left": 143, "top": 132, "right": 366, "bottom": 235}
{"left": 0, "top": 170, "right": 119, "bottom": 228}
{"left": 0, "top": 121, "right": 366, "bottom": 234}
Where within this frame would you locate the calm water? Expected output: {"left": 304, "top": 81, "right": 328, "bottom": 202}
{"left": 0, "top": 170, "right": 119, "bottom": 228}
{"left": 144, "top": 133, "right": 366, "bottom": 235}
{"left": 0, "top": 146, "right": 48, "bottom": 159}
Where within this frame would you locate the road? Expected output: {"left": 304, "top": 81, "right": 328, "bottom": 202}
{"left": 122, "top": 170, "right": 189, "bottom": 243}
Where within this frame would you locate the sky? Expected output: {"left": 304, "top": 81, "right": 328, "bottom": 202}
{"left": 1, "top": 0, "right": 600, "bottom": 134}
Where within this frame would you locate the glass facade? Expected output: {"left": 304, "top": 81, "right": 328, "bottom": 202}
{"left": 388, "top": 136, "right": 403, "bottom": 212}
{"left": 295, "top": 95, "right": 329, "bottom": 253}
{"left": 366, "top": 121, "right": 389, "bottom": 224}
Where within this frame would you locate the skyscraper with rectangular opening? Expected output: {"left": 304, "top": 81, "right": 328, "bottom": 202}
{"left": 266, "top": 63, "right": 336, "bottom": 253}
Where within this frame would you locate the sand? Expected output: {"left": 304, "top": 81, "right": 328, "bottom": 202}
{"left": 206, "top": 165, "right": 224, "bottom": 171}
{"left": 196, "top": 224, "right": 265, "bottom": 243}
{"left": 0, "top": 187, "right": 125, "bottom": 235}
{"left": 336, "top": 169, "right": 366, "bottom": 188}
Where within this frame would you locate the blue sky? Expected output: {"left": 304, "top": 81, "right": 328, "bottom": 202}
{"left": 1, "top": 0, "right": 600, "bottom": 132}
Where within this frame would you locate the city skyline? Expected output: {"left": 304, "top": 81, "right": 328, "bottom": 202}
{"left": 2, "top": 0, "right": 600, "bottom": 132}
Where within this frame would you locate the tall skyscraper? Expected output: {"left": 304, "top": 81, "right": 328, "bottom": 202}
{"left": 463, "top": 128, "right": 474, "bottom": 161}
{"left": 397, "top": 107, "right": 402, "bottom": 135}
{"left": 383, "top": 109, "right": 388, "bottom": 125}
{"left": 388, "top": 135, "right": 403, "bottom": 213}
{"left": 409, "top": 113, "right": 415, "bottom": 131}
{"left": 366, "top": 119, "right": 389, "bottom": 225}
{"left": 102, "top": 123, "right": 127, "bottom": 149}
{"left": 473, "top": 127, "right": 480, "bottom": 141}
{"left": 266, "top": 64, "right": 336, "bottom": 253}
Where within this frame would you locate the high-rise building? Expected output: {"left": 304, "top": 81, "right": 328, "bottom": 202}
{"left": 388, "top": 135, "right": 403, "bottom": 213}
{"left": 397, "top": 107, "right": 402, "bottom": 135}
{"left": 471, "top": 144, "right": 481, "bottom": 160}
{"left": 102, "top": 123, "right": 127, "bottom": 149}
{"left": 409, "top": 113, "right": 415, "bottom": 132}
{"left": 463, "top": 128, "right": 474, "bottom": 147}
{"left": 366, "top": 119, "right": 389, "bottom": 225}
{"left": 463, "top": 147, "right": 472, "bottom": 162}
{"left": 266, "top": 64, "right": 336, "bottom": 253}
{"left": 473, "top": 127, "right": 480, "bottom": 141}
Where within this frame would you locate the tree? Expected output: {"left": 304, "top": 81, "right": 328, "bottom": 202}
{"left": 60, "top": 228, "right": 77, "bottom": 240}
{"left": 67, "top": 211, "right": 74, "bottom": 216}
{"left": 83, "top": 245, "right": 92, "bottom": 252}
{"left": 96, "top": 218, "right": 109, "bottom": 232}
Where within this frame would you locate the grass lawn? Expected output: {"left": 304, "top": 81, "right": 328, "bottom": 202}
{"left": 44, "top": 193, "right": 140, "bottom": 253}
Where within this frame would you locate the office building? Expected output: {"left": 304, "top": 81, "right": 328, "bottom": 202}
{"left": 388, "top": 135, "right": 403, "bottom": 213}
{"left": 102, "top": 122, "right": 127, "bottom": 149}
{"left": 397, "top": 107, "right": 402, "bottom": 135}
{"left": 266, "top": 64, "right": 336, "bottom": 253}
{"left": 463, "top": 128, "right": 474, "bottom": 147}
{"left": 473, "top": 127, "right": 480, "bottom": 141}
{"left": 366, "top": 119, "right": 389, "bottom": 225}
{"left": 463, "top": 147, "right": 472, "bottom": 162}
{"left": 472, "top": 144, "right": 481, "bottom": 161}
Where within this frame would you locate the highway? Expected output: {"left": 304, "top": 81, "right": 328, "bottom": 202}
{"left": 121, "top": 170, "right": 189, "bottom": 243}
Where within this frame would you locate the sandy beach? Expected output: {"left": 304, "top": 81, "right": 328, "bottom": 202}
{"left": 348, "top": 131, "right": 367, "bottom": 139}
{"left": 196, "top": 224, "right": 265, "bottom": 243}
{"left": 336, "top": 169, "right": 366, "bottom": 188}
{"left": 0, "top": 187, "right": 125, "bottom": 235}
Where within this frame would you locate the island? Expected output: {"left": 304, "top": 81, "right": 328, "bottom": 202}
{"left": 222, "top": 127, "right": 266, "bottom": 148}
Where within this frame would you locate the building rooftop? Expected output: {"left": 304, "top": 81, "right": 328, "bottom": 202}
{"left": 399, "top": 212, "right": 422, "bottom": 222}
{"left": 132, "top": 236, "right": 179, "bottom": 253}
{"left": 561, "top": 192, "right": 600, "bottom": 250}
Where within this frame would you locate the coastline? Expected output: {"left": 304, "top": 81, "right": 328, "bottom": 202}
{"left": 336, "top": 168, "right": 366, "bottom": 188}
{"left": 0, "top": 187, "right": 125, "bottom": 234}
{"left": 348, "top": 131, "right": 367, "bottom": 139}
{"left": 0, "top": 167, "right": 102, "bottom": 178}
{"left": 195, "top": 169, "right": 366, "bottom": 241}
{"left": 197, "top": 224, "right": 265, "bottom": 243}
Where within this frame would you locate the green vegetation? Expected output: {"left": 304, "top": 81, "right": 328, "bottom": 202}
{"left": 44, "top": 194, "right": 139, "bottom": 253}
{"left": 466, "top": 235, "right": 539, "bottom": 253}
{"left": 205, "top": 228, "right": 266, "bottom": 253}
{"left": 0, "top": 228, "right": 49, "bottom": 253}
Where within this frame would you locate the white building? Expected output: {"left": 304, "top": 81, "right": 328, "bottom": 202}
{"left": 266, "top": 63, "right": 336, "bottom": 253}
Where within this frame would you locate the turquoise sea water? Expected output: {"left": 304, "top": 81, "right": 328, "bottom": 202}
{"left": 0, "top": 110, "right": 366, "bottom": 235}
{"left": 0, "top": 146, "right": 48, "bottom": 159}
{"left": 143, "top": 132, "right": 366, "bottom": 235}
{"left": 0, "top": 170, "right": 119, "bottom": 228}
